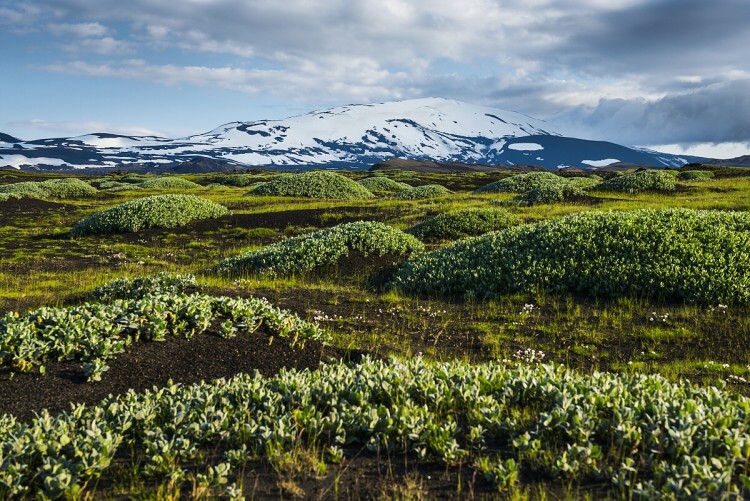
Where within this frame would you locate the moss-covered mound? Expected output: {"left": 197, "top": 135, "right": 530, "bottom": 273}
{"left": 475, "top": 172, "right": 569, "bottom": 194}
{"left": 407, "top": 209, "right": 519, "bottom": 242}
{"left": 218, "top": 221, "right": 424, "bottom": 277}
{"left": 391, "top": 208, "right": 750, "bottom": 304}
{"left": 357, "top": 177, "right": 411, "bottom": 194}
{"left": 70, "top": 194, "right": 230, "bottom": 236}
{"left": 389, "top": 184, "right": 453, "bottom": 200}
{"left": 138, "top": 177, "right": 204, "bottom": 190}
{"left": 212, "top": 174, "right": 270, "bottom": 187}
{"left": 597, "top": 170, "right": 676, "bottom": 194}
{"left": 0, "top": 181, "right": 49, "bottom": 199}
{"left": 249, "top": 171, "right": 374, "bottom": 199}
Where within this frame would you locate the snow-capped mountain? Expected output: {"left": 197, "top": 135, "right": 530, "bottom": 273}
{"left": 0, "top": 98, "right": 703, "bottom": 170}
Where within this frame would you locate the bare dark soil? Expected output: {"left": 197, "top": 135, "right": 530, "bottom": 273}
{"left": 0, "top": 328, "right": 364, "bottom": 422}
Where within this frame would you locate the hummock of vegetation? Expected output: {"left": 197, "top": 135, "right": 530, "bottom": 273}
{"left": 0, "top": 290, "right": 327, "bottom": 381}
{"left": 3, "top": 356, "right": 750, "bottom": 499}
{"left": 91, "top": 272, "right": 198, "bottom": 301}
{"left": 356, "top": 176, "right": 411, "bottom": 194}
{"left": 597, "top": 169, "right": 677, "bottom": 194}
{"left": 407, "top": 208, "right": 519, "bottom": 242}
{"left": 211, "top": 174, "right": 270, "bottom": 187}
{"left": 138, "top": 177, "right": 205, "bottom": 190}
{"left": 511, "top": 184, "right": 585, "bottom": 206}
{"left": 219, "top": 221, "right": 424, "bottom": 277}
{"left": 565, "top": 175, "right": 602, "bottom": 189}
{"left": 392, "top": 208, "right": 750, "bottom": 304}
{"left": 249, "top": 171, "right": 375, "bottom": 199}
{"left": 0, "top": 178, "right": 98, "bottom": 199}
{"left": 475, "top": 172, "right": 569, "bottom": 194}
{"left": 70, "top": 194, "right": 230, "bottom": 236}
{"left": 680, "top": 170, "right": 715, "bottom": 181}
{"left": 389, "top": 183, "right": 453, "bottom": 199}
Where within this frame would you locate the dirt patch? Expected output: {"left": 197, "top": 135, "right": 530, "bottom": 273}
{"left": 0, "top": 329, "right": 365, "bottom": 422}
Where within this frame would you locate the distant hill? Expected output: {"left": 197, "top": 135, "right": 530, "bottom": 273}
{"left": 0, "top": 98, "right": 707, "bottom": 171}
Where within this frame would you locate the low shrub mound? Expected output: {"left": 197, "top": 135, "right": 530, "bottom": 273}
{"left": 138, "top": 177, "right": 204, "bottom": 190}
{"left": 38, "top": 178, "right": 98, "bottom": 198}
{"left": 391, "top": 208, "right": 750, "bottom": 304}
{"left": 0, "top": 179, "right": 97, "bottom": 199}
{"left": 219, "top": 221, "right": 424, "bottom": 277}
{"left": 249, "top": 171, "right": 374, "bottom": 199}
{"left": 2, "top": 357, "right": 750, "bottom": 498}
{"left": 357, "top": 176, "right": 411, "bottom": 194}
{"left": 475, "top": 172, "right": 569, "bottom": 194}
{"left": 511, "top": 184, "right": 585, "bottom": 206}
{"left": 389, "top": 184, "right": 453, "bottom": 200}
{"left": 407, "top": 208, "right": 519, "bottom": 242}
{"left": 91, "top": 273, "right": 198, "bottom": 301}
{"left": 679, "top": 170, "right": 715, "bottom": 181}
{"left": 70, "top": 194, "right": 230, "bottom": 236}
{"left": 98, "top": 181, "right": 144, "bottom": 192}
{"left": 565, "top": 176, "right": 602, "bottom": 189}
{"left": 212, "top": 174, "right": 274, "bottom": 187}
{"left": 597, "top": 169, "right": 676, "bottom": 194}
{"left": 0, "top": 292, "right": 327, "bottom": 381}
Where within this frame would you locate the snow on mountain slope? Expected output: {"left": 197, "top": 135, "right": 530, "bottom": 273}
{"left": 0, "top": 98, "right": 704, "bottom": 170}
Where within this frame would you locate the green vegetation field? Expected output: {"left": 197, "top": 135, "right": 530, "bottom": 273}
{"left": 1, "top": 165, "right": 750, "bottom": 499}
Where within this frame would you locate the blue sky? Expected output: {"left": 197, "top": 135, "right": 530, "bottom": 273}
{"left": 2, "top": 0, "right": 750, "bottom": 158}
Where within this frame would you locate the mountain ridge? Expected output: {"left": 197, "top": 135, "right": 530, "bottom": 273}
{"left": 0, "top": 98, "right": 707, "bottom": 171}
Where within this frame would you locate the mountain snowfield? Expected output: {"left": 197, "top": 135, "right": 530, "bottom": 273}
{"left": 0, "top": 98, "right": 702, "bottom": 170}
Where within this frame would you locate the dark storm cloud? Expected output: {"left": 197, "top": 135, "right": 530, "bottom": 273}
{"left": 555, "top": 79, "right": 750, "bottom": 146}
{"left": 552, "top": 0, "right": 750, "bottom": 76}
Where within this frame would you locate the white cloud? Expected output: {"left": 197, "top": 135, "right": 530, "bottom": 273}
{"left": 48, "top": 22, "right": 108, "bottom": 37}
{"left": 61, "top": 37, "right": 134, "bottom": 54}
{"left": 645, "top": 142, "right": 750, "bottom": 160}
{"left": 9, "top": 119, "right": 167, "bottom": 138}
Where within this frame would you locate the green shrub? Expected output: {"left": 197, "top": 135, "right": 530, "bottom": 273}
{"left": 389, "top": 184, "right": 453, "bottom": 200}
{"left": 511, "top": 184, "right": 585, "bottom": 206}
{"left": 679, "top": 170, "right": 715, "bottom": 181}
{"left": 91, "top": 273, "right": 198, "bottom": 301}
{"left": 118, "top": 173, "right": 151, "bottom": 184}
{"left": 70, "top": 194, "right": 230, "bottom": 236}
{"left": 219, "top": 221, "right": 424, "bottom": 277}
{"left": 249, "top": 171, "right": 374, "bottom": 199}
{"left": 99, "top": 180, "right": 144, "bottom": 192}
{"left": 0, "top": 292, "right": 327, "bottom": 381}
{"left": 357, "top": 177, "right": 411, "bottom": 194}
{"left": 597, "top": 170, "right": 676, "bottom": 194}
{"left": 565, "top": 176, "right": 602, "bottom": 189}
{"left": 0, "top": 181, "right": 52, "bottom": 199}
{"left": 475, "top": 172, "right": 569, "bottom": 194}
{"left": 39, "top": 178, "right": 98, "bottom": 198}
{"left": 662, "top": 169, "right": 681, "bottom": 177}
{"left": 391, "top": 208, "right": 750, "bottom": 304}
{"left": 212, "top": 174, "right": 270, "bottom": 187}
{"left": 139, "top": 177, "right": 204, "bottom": 190}
{"left": 407, "top": 209, "right": 519, "bottom": 242}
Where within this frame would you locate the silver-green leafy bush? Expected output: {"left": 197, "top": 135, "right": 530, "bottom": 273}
{"left": 2, "top": 356, "right": 750, "bottom": 498}
{"left": 218, "top": 221, "right": 424, "bottom": 277}
{"left": 597, "top": 170, "right": 676, "bottom": 194}
{"left": 248, "top": 171, "right": 375, "bottom": 199}
{"left": 138, "top": 177, "right": 204, "bottom": 190}
{"left": 70, "top": 194, "right": 230, "bottom": 236}
{"left": 565, "top": 176, "right": 602, "bottom": 189}
{"left": 0, "top": 179, "right": 98, "bottom": 199}
{"left": 407, "top": 208, "right": 519, "bottom": 242}
{"left": 511, "top": 184, "right": 585, "bottom": 206}
{"left": 388, "top": 184, "right": 453, "bottom": 200}
{"left": 475, "top": 172, "right": 570, "bottom": 194}
{"left": 90, "top": 273, "right": 198, "bottom": 301}
{"left": 0, "top": 292, "right": 327, "bottom": 381}
{"left": 391, "top": 208, "right": 750, "bottom": 304}
{"left": 356, "top": 176, "right": 411, "bottom": 194}
{"left": 679, "top": 170, "right": 715, "bottom": 181}
{"left": 212, "top": 174, "right": 272, "bottom": 187}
